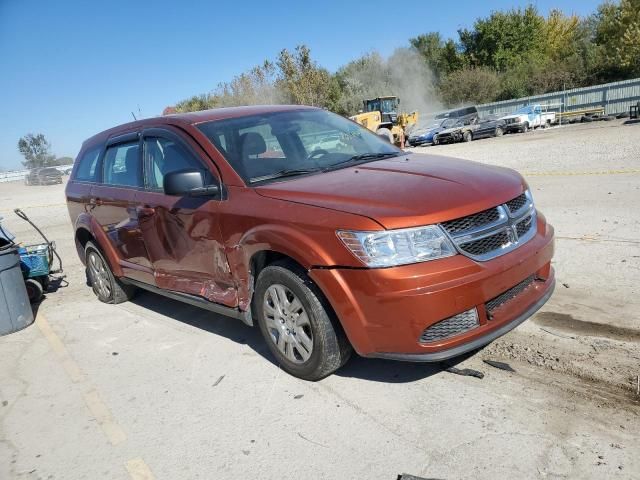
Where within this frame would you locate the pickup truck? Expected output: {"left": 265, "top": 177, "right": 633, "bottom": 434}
{"left": 500, "top": 105, "right": 556, "bottom": 133}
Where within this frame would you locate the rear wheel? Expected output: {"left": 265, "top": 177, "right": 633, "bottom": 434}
{"left": 253, "top": 260, "right": 352, "bottom": 381}
{"left": 376, "top": 127, "right": 394, "bottom": 144}
{"left": 25, "top": 278, "right": 44, "bottom": 303}
{"left": 84, "top": 242, "right": 136, "bottom": 304}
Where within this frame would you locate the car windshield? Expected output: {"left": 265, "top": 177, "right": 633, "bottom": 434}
{"left": 197, "top": 109, "right": 402, "bottom": 184}
{"left": 441, "top": 119, "right": 458, "bottom": 128}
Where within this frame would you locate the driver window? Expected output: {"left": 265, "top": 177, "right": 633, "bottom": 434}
{"left": 143, "top": 137, "right": 208, "bottom": 191}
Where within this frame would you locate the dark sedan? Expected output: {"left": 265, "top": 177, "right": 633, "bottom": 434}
{"left": 434, "top": 117, "right": 505, "bottom": 144}
{"left": 24, "top": 167, "right": 63, "bottom": 186}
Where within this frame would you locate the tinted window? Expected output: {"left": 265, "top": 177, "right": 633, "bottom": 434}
{"left": 143, "top": 137, "right": 209, "bottom": 190}
{"left": 75, "top": 146, "right": 101, "bottom": 182}
{"left": 102, "top": 142, "right": 141, "bottom": 187}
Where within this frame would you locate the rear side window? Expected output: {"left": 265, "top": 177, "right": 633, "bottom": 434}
{"left": 143, "top": 137, "right": 209, "bottom": 190}
{"left": 102, "top": 142, "right": 141, "bottom": 187}
{"left": 75, "top": 146, "right": 101, "bottom": 182}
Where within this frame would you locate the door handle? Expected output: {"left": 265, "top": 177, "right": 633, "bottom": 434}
{"left": 137, "top": 206, "right": 156, "bottom": 217}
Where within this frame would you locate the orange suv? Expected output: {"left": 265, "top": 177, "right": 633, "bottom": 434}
{"left": 66, "top": 106, "right": 555, "bottom": 380}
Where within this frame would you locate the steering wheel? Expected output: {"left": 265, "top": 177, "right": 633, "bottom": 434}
{"left": 307, "top": 149, "right": 329, "bottom": 160}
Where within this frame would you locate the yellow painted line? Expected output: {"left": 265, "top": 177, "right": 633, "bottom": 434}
{"left": 125, "top": 458, "right": 156, "bottom": 480}
{"left": 36, "top": 313, "right": 84, "bottom": 383}
{"left": 523, "top": 169, "right": 640, "bottom": 177}
{"left": 84, "top": 389, "right": 128, "bottom": 446}
{"left": 36, "top": 313, "right": 126, "bottom": 445}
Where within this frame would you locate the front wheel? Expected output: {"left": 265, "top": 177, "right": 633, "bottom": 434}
{"left": 376, "top": 127, "right": 394, "bottom": 144}
{"left": 253, "top": 260, "right": 352, "bottom": 380}
{"left": 463, "top": 131, "right": 473, "bottom": 142}
{"left": 495, "top": 127, "right": 504, "bottom": 137}
{"left": 522, "top": 122, "right": 529, "bottom": 133}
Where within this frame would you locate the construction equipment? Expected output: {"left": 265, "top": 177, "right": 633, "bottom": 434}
{"left": 349, "top": 96, "right": 418, "bottom": 147}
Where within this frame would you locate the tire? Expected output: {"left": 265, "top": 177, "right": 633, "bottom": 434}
{"left": 462, "top": 130, "right": 473, "bottom": 142}
{"left": 495, "top": 127, "right": 504, "bottom": 137}
{"left": 521, "top": 122, "right": 529, "bottom": 133}
{"left": 253, "top": 260, "right": 352, "bottom": 381}
{"left": 616, "top": 111, "right": 630, "bottom": 119}
{"left": 376, "top": 127, "right": 394, "bottom": 144}
{"left": 84, "top": 241, "right": 136, "bottom": 304}
{"left": 25, "top": 278, "right": 44, "bottom": 303}
{"left": 432, "top": 136, "right": 439, "bottom": 146}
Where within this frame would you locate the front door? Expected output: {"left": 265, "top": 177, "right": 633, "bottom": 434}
{"left": 135, "top": 128, "right": 237, "bottom": 307}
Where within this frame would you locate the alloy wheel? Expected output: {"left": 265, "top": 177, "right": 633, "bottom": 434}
{"left": 87, "top": 251, "right": 111, "bottom": 299}
{"left": 263, "top": 284, "right": 313, "bottom": 364}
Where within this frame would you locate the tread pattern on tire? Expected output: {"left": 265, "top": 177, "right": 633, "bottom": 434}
{"left": 254, "top": 259, "right": 352, "bottom": 380}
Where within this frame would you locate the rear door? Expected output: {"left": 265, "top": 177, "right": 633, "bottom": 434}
{"left": 135, "top": 127, "right": 237, "bottom": 307}
{"left": 90, "top": 133, "right": 154, "bottom": 284}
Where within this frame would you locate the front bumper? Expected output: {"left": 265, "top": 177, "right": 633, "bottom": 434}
{"left": 309, "top": 215, "right": 554, "bottom": 361}
{"left": 504, "top": 121, "right": 525, "bottom": 132}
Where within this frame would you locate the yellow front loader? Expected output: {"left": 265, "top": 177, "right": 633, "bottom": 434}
{"left": 349, "top": 96, "right": 418, "bottom": 147}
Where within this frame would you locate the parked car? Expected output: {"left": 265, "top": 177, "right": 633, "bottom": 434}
{"left": 407, "top": 118, "right": 459, "bottom": 146}
{"left": 24, "top": 167, "right": 63, "bottom": 186}
{"left": 66, "top": 105, "right": 555, "bottom": 380}
{"left": 435, "top": 105, "right": 479, "bottom": 124}
{"left": 500, "top": 105, "right": 556, "bottom": 133}
{"left": 432, "top": 119, "right": 471, "bottom": 144}
{"left": 472, "top": 117, "right": 506, "bottom": 139}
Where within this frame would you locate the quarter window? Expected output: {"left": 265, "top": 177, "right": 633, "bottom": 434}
{"left": 75, "top": 146, "right": 101, "bottom": 182}
{"left": 143, "top": 137, "right": 208, "bottom": 191}
{"left": 102, "top": 142, "right": 141, "bottom": 187}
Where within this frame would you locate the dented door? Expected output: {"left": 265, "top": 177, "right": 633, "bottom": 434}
{"left": 136, "top": 128, "right": 237, "bottom": 307}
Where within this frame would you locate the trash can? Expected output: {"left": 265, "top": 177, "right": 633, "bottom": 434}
{"left": 0, "top": 246, "right": 34, "bottom": 335}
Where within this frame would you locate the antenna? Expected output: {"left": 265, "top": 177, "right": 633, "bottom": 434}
{"left": 131, "top": 111, "right": 137, "bottom": 121}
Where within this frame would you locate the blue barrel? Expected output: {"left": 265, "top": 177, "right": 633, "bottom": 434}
{"left": 0, "top": 247, "right": 34, "bottom": 335}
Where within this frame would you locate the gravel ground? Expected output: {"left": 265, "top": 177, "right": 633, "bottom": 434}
{"left": 0, "top": 120, "right": 639, "bottom": 480}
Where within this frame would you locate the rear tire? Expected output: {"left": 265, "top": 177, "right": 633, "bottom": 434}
{"left": 84, "top": 241, "right": 136, "bottom": 304}
{"left": 253, "top": 260, "right": 352, "bottom": 381}
{"left": 376, "top": 127, "right": 394, "bottom": 144}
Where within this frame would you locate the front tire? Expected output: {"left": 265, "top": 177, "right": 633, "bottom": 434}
{"left": 495, "top": 127, "right": 504, "bottom": 137}
{"left": 522, "top": 122, "right": 529, "bottom": 133}
{"left": 463, "top": 130, "right": 473, "bottom": 142}
{"left": 376, "top": 127, "right": 394, "bottom": 144}
{"left": 84, "top": 241, "right": 136, "bottom": 304}
{"left": 253, "top": 260, "right": 352, "bottom": 381}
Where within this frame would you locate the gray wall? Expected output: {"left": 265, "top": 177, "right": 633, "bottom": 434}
{"left": 476, "top": 77, "right": 640, "bottom": 117}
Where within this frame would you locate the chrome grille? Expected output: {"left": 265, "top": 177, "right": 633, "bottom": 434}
{"left": 439, "top": 190, "right": 536, "bottom": 261}
{"left": 441, "top": 207, "right": 501, "bottom": 235}
{"left": 486, "top": 276, "right": 536, "bottom": 317}
{"left": 459, "top": 230, "right": 511, "bottom": 256}
{"left": 506, "top": 193, "right": 527, "bottom": 214}
{"left": 419, "top": 308, "right": 479, "bottom": 344}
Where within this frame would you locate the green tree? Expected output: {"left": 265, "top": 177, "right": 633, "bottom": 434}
{"left": 594, "top": 0, "right": 640, "bottom": 77}
{"left": 276, "top": 45, "right": 336, "bottom": 107}
{"left": 17, "top": 133, "right": 56, "bottom": 169}
{"left": 440, "top": 67, "right": 501, "bottom": 106}
{"left": 410, "top": 33, "right": 464, "bottom": 81}
{"left": 458, "top": 6, "right": 546, "bottom": 72}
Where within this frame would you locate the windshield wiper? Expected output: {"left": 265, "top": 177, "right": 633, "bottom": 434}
{"left": 250, "top": 167, "right": 321, "bottom": 183}
{"left": 326, "top": 152, "right": 401, "bottom": 170}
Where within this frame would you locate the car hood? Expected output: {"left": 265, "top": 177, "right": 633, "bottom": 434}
{"left": 411, "top": 126, "right": 440, "bottom": 138}
{"left": 501, "top": 114, "right": 525, "bottom": 120}
{"left": 255, "top": 153, "right": 526, "bottom": 229}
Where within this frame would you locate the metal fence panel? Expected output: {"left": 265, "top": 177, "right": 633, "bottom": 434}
{"left": 477, "top": 77, "right": 640, "bottom": 117}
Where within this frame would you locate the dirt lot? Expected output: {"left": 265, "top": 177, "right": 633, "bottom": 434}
{"left": 1, "top": 120, "right": 639, "bottom": 479}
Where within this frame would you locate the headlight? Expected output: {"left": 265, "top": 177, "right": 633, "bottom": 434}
{"left": 337, "top": 225, "right": 456, "bottom": 267}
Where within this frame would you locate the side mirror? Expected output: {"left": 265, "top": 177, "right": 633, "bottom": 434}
{"left": 163, "top": 169, "right": 219, "bottom": 197}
